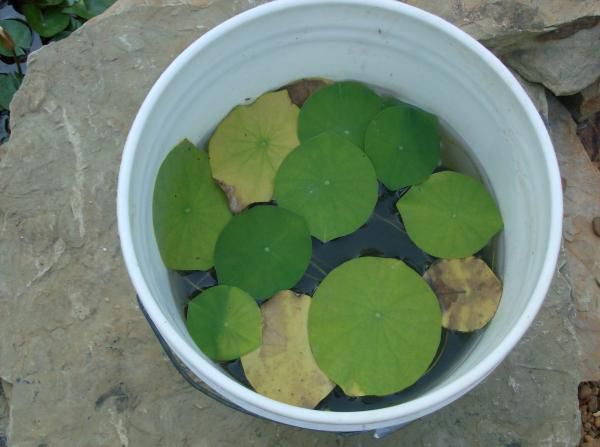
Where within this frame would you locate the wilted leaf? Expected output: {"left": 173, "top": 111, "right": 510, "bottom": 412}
{"left": 209, "top": 91, "right": 300, "bottom": 212}
{"left": 365, "top": 104, "right": 440, "bottom": 190}
{"left": 396, "top": 171, "right": 503, "bottom": 258}
{"left": 214, "top": 206, "right": 312, "bottom": 299}
{"left": 298, "top": 81, "right": 383, "bottom": 147}
{"left": 241, "top": 290, "right": 334, "bottom": 408}
{"left": 186, "top": 285, "right": 262, "bottom": 361}
{"left": 284, "top": 78, "right": 329, "bottom": 107}
{"left": 274, "top": 132, "right": 378, "bottom": 242}
{"left": 308, "top": 257, "right": 441, "bottom": 396}
{"left": 423, "top": 257, "right": 502, "bottom": 332}
{"left": 153, "top": 139, "right": 232, "bottom": 270}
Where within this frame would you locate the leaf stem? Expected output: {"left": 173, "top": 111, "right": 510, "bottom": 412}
{"left": 181, "top": 273, "right": 209, "bottom": 292}
{"left": 310, "top": 261, "right": 328, "bottom": 276}
{"left": 373, "top": 212, "right": 406, "bottom": 233}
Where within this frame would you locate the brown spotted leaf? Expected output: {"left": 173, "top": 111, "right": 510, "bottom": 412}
{"left": 423, "top": 257, "right": 502, "bottom": 332}
{"left": 241, "top": 290, "right": 334, "bottom": 408}
{"left": 284, "top": 78, "right": 330, "bottom": 107}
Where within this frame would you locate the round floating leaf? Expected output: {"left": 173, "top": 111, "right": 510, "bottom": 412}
{"left": 241, "top": 290, "right": 334, "bottom": 407}
{"left": 22, "top": 4, "right": 70, "bottom": 38}
{"left": 365, "top": 104, "right": 440, "bottom": 190}
{"left": 275, "top": 132, "right": 378, "bottom": 242}
{"left": 186, "top": 285, "right": 262, "bottom": 361}
{"left": 396, "top": 171, "right": 503, "bottom": 258}
{"left": 209, "top": 91, "right": 300, "bottom": 212}
{"left": 0, "top": 20, "right": 32, "bottom": 57}
{"left": 214, "top": 206, "right": 312, "bottom": 299}
{"left": 153, "top": 139, "right": 232, "bottom": 270}
{"left": 308, "top": 257, "right": 442, "bottom": 396}
{"left": 424, "top": 257, "right": 502, "bottom": 332}
{"left": 298, "top": 81, "right": 383, "bottom": 147}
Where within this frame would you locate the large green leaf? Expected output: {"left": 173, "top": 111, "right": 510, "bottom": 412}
{"left": 186, "top": 285, "right": 262, "bottom": 361}
{"left": 308, "top": 257, "right": 442, "bottom": 396}
{"left": 297, "top": 81, "right": 383, "bottom": 147}
{"left": 208, "top": 90, "right": 300, "bottom": 212}
{"left": 396, "top": 171, "right": 503, "bottom": 258}
{"left": 214, "top": 206, "right": 312, "bottom": 299}
{"left": 22, "top": 4, "right": 70, "bottom": 38}
{"left": 275, "top": 132, "right": 378, "bottom": 242}
{"left": 241, "top": 290, "right": 334, "bottom": 408}
{"left": 0, "top": 73, "right": 22, "bottom": 111}
{"left": 62, "top": 0, "right": 115, "bottom": 20}
{"left": 364, "top": 104, "right": 440, "bottom": 190}
{"left": 423, "top": 257, "right": 502, "bottom": 332}
{"left": 153, "top": 139, "right": 232, "bottom": 270}
{"left": 0, "top": 19, "right": 32, "bottom": 57}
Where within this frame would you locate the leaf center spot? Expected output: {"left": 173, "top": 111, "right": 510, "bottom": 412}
{"left": 324, "top": 180, "right": 331, "bottom": 186}
{"left": 264, "top": 246, "right": 271, "bottom": 253}
{"left": 257, "top": 137, "right": 270, "bottom": 148}
{"left": 343, "top": 130, "right": 350, "bottom": 135}
{"left": 397, "top": 145, "right": 404, "bottom": 151}
{"left": 375, "top": 312, "right": 382, "bottom": 319}
{"left": 451, "top": 212, "right": 457, "bottom": 218}
{"left": 184, "top": 207, "right": 191, "bottom": 214}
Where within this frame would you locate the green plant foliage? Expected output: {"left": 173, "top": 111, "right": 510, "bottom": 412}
{"left": 364, "top": 104, "right": 440, "bottom": 190}
{"left": 22, "top": 4, "right": 70, "bottom": 38}
{"left": 308, "top": 257, "right": 442, "bottom": 396}
{"left": 153, "top": 139, "right": 232, "bottom": 271}
{"left": 241, "top": 290, "right": 334, "bottom": 408}
{"left": 62, "top": 0, "right": 115, "bottom": 20}
{"left": 275, "top": 132, "right": 378, "bottom": 242}
{"left": 214, "top": 206, "right": 312, "bottom": 299}
{"left": 0, "top": 73, "right": 22, "bottom": 111}
{"left": 423, "top": 257, "right": 502, "bottom": 332}
{"left": 209, "top": 91, "right": 300, "bottom": 212}
{"left": 0, "top": 19, "right": 32, "bottom": 57}
{"left": 396, "top": 171, "right": 503, "bottom": 258}
{"left": 298, "top": 81, "right": 383, "bottom": 147}
{"left": 186, "top": 285, "right": 262, "bottom": 361}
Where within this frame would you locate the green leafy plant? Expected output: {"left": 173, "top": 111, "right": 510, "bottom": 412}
{"left": 152, "top": 79, "right": 505, "bottom": 407}
{"left": 0, "top": 19, "right": 32, "bottom": 56}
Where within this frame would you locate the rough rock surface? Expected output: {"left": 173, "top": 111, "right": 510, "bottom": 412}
{"left": 549, "top": 96, "right": 600, "bottom": 381}
{"left": 0, "top": 1, "right": 588, "bottom": 446}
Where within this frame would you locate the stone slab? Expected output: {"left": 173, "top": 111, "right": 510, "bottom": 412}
{"left": 0, "top": 2, "right": 584, "bottom": 445}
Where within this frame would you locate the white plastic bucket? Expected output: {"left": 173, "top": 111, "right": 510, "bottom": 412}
{"left": 117, "top": 0, "right": 562, "bottom": 432}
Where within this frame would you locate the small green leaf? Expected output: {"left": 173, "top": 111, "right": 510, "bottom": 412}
{"left": 209, "top": 91, "right": 300, "bottom": 212}
{"left": 308, "top": 257, "right": 442, "bottom": 396}
{"left": 22, "top": 4, "right": 70, "bottom": 38}
{"left": 275, "top": 132, "right": 378, "bottom": 242}
{"left": 153, "top": 139, "right": 232, "bottom": 270}
{"left": 214, "top": 206, "right": 312, "bottom": 299}
{"left": 0, "top": 20, "right": 32, "bottom": 57}
{"left": 0, "top": 73, "right": 22, "bottom": 111}
{"left": 241, "top": 290, "right": 334, "bottom": 408}
{"left": 186, "top": 285, "right": 262, "bottom": 361}
{"left": 423, "top": 257, "right": 502, "bottom": 332}
{"left": 396, "top": 171, "right": 503, "bottom": 258}
{"left": 63, "top": 0, "right": 115, "bottom": 20}
{"left": 365, "top": 104, "right": 440, "bottom": 190}
{"left": 298, "top": 81, "right": 383, "bottom": 147}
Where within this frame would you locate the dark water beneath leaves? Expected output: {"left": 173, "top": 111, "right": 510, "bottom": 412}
{"left": 178, "top": 175, "right": 483, "bottom": 411}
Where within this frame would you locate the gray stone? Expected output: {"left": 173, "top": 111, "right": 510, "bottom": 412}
{"left": 0, "top": 2, "right": 583, "bottom": 446}
{"left": 502, "top": 23, "right": 600, "bottom": 96}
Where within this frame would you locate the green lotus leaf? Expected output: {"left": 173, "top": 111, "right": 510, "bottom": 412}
{"left": 365, "top": 104, "right": 440, "bottom": 190}
{"left": 208, "top": 90, "right": 300, "bottom": 212}
{"left": 186, "top": 285, "right": 262, "bottom": 361}
{"left": 153, "top": 139, "right": 232, "bottom": 270}
{"left": 298, "top": 81, "right": 383, "bottom": 147}
{"left": 22, "top": 4, "right": 70, "bottom": 38}
{"left": 396, "top": 171, "right": 503, "bottom": 258}
{"left": 241, "top": 290, "right": 334, "bottom": 408}
{"left": 0, "top": 19, "right": 32, "bottom": 57}
{"left": 423, "top": 257, "right": 502, "bottom": 332}
{"left": 308, "top": 257, "right": 442, "bottom": 396}
{"left": 274, "top": 132, "right": 378, "bottom": 242}
{"left": 214, "top": 206, "right": 312, "bottom": 299}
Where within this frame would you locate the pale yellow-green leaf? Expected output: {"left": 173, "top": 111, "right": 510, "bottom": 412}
{"left": 208, "top": 91, "right": 300, "bottom": 212}
{"left": 241, "top": 290, "right": 334, "bottom": 408}
{"left": 423, "top": 257, "right": 502, "bottom": 332}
